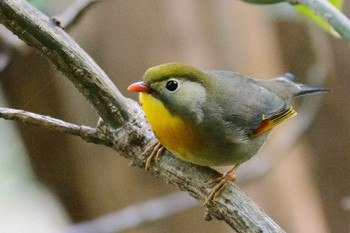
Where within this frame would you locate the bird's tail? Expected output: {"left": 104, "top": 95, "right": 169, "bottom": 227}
{"left": 296, "top": 84, "right": 330, "bottom": 97}
{"left": 256, "top": 73, "right": 330, "bottom": 101}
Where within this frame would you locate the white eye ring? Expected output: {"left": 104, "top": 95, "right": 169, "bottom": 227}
{"left": 166, "top": 79, "right": 179, "bottom": 91}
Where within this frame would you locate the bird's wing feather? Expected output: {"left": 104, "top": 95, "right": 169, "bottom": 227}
{"left": 251, "top": 105, "right": 296, "bottom": 137}
{"left": 206, "top": 71, "right": 295, "bottom": 141}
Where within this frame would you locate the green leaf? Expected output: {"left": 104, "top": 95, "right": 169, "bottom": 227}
{"left": 295, "top": 0, "right": 343, "bottom": 37}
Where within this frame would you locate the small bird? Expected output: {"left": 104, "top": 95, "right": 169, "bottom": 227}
{"left": 128, "top": 63, "right": 328, "bottom": 204}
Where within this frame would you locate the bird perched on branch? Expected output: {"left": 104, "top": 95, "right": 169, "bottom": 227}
{"left": 128, "top": 63, "right": 328, "bottom": 204}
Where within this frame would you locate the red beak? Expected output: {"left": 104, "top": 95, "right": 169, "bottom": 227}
{"left": 127, "top": 81, "right": 150, "bottom": 93}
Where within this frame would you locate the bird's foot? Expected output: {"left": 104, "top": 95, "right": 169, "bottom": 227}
{"left": 142, "top": 141, "right": 165, "bottom": 170}
{"left": 204, "top": 165, "right": 239, "bottom": 205}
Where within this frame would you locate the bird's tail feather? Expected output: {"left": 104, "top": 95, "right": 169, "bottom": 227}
{"left": 296, "top": 85, "right": 330, "bottom": 97}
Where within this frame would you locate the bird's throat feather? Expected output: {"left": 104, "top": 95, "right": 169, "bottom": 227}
{"left": 139, "top": 93, "right": 202, "bottom": 160}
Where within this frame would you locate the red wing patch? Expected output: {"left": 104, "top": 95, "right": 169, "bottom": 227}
{"left": 252, "top": 106, "right": 297, "bottom": 137}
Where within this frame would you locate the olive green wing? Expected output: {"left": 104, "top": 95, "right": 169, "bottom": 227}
{"left": 206, "top": 71, "right": 297, "bottom": 141}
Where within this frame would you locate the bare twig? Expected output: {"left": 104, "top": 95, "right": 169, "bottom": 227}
{"left": 0, "top": 107, "right": 111, "bottom": 146}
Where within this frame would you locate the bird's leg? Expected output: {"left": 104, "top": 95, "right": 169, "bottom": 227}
{"left": 204, "top": 165, "right": 239, "bottom": 205}
{"left": 142, "top": 141, "right": 165, "bottom": 170}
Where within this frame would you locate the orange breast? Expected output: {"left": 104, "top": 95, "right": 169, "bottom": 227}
{"left": 140, "top": 93, "right": 202, "bottom": 161}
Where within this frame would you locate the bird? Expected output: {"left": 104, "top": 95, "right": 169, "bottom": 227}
{"left": 127, "top": 62, "right": 328, "bottom": 204}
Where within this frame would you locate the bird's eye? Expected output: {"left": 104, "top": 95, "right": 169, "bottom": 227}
{"left": 166, "top": 80, "right": 179, "bottom": 91}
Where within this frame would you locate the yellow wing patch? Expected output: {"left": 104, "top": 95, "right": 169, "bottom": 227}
{"left": 252, "top": 106, "right": 297, "bottom": 137}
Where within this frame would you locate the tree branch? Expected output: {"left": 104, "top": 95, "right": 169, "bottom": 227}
{"left": 0, "top": 1, "right": 285, "bottom": 232}
{"left": 289, "top": 0, "right": 350, "bottom": 41}
{"left": 242, "top": 0, "right": 350, "bottom": 42}
{"left": 0, "top": 107, "right": 111, "bottom": 146}
{"left": 0, "top": 0, "right": 129, "bottom": 128}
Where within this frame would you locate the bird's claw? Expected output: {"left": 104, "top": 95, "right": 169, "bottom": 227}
{"left": 143, "top": 141, "right": 165, "bottom": 170}
{"left": 203, "top": 165, "right": 239, "bottom": 205}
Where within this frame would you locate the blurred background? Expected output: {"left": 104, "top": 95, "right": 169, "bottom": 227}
{"left": 0, "top": 0, "right": 349, "bottom": 232}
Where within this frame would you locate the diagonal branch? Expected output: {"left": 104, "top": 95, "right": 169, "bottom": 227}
{"left": 0, "top": 0, "right": 129, "bottom": 128}
{"left": 0, "top": 107, "right": 111, "bottom": 146}
{"left": 0, "top": 0, "right": 104, "bottom": 70}
{"left": 0, "top": 1, "right": 284, "bottom": 232}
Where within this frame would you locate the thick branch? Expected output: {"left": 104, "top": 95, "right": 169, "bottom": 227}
{"left": 0, "top": 1, "right": 284, "bottom": 232}
{"left": 0, "top": 107, "right": 111, "bottom": 146}
{"left": 0, "top": 0, "right": 129, "bottom": 128}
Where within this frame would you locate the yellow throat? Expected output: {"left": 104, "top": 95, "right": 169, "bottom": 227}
{"left": 139, "top": 92, "right": 202, "bottom": 161}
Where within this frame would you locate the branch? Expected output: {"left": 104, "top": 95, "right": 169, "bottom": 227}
{"left": 0, "top": 0, "right": 129, "bottom": 128}
{"left": 0, "top": 107, "right": 111, "bottom": 146}
{"left": 0, "top": 1, "right": 285, "bottom": 232}
{"left": 289, "top": 0, "right": 350, "bottom": 41}
{"left": 0, "top": 0, "right": 102, "bottom": 70}
{"left": 242, "top": 0, "right": 350, "bottom": 42}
